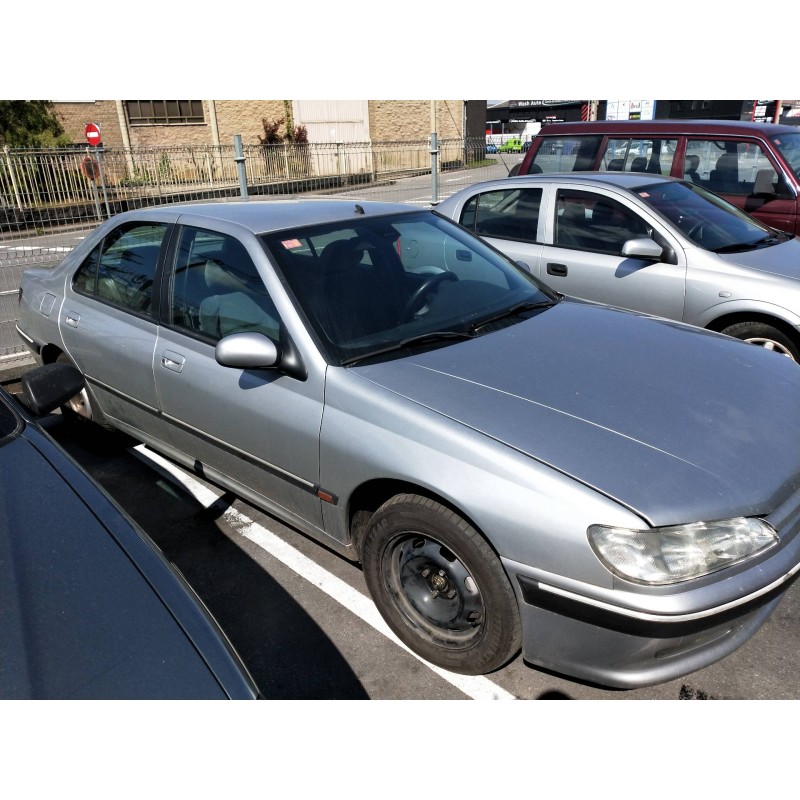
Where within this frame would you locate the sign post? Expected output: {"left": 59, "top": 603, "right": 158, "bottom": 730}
{"left": 84, "top": 123, "right": 111, "bottom": 219}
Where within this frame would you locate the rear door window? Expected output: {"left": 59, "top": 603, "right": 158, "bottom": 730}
{"left": 460, "top": 187, "right": 543, "bottom": 243}
{"left": 601, "top": 138, "right": 677, "bottom": 176}
{"left": 72, "top": 222, "right": 167, "bottom": 315}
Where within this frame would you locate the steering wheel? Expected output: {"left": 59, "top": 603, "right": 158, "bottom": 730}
{"left": 402, "top": 271, "right": 457, "bottom": 320}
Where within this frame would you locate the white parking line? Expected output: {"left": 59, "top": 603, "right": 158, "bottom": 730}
{"left": 5, "top": 246, "right": 73, "bottom": 252}
{"left": 132, "top": 444, "right": 517, "bottom": 701}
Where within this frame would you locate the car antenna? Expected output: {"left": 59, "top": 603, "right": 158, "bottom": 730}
{"left": 355, "top": 204, "right": 365, "bottom": 215}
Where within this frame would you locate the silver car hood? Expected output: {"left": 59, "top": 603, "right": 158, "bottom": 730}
{"left": 716, "top": 235, "right": 800, "bottom": 279}
{"left": 356, "top": 300, "right": 800, "bottom": 527}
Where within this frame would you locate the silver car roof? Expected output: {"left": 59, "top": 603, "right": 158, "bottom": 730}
{"left": 121, "top": 198, "right": 418, "bottom": 234}
{"left": 495, "top": 172, "right": 679, "bottom": 191}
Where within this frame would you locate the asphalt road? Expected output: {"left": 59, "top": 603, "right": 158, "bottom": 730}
{"left": 42, "top": 417, "right": 800, "bottom": 701}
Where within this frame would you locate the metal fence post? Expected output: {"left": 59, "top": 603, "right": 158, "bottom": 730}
{"left": 234, "top": 135, "right": 248, "bottom": 200}
{"left": 430, "top": 132, "right": 439, "bottom": 203}
{"left": 3, "top": 146, "right": 24, "bottom": 212}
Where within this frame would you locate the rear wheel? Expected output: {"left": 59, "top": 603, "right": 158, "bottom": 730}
{"left": 361, "top": 494, "right": 521, "bottom": 675}
{"left": 721, "top": 321, "right": 800, "bottom": 362}
{"left": 55, "top": 353, "right": 114, "bottom": 430}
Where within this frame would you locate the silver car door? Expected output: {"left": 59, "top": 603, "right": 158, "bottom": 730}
{"left": 153, "top": 224, "right": 325, "bottom": 530}
{"left": 59, "top": 220, "right": 169, "bottom": 439}
{"left": 543, "top": 186, "right": 687, "bottom": 320}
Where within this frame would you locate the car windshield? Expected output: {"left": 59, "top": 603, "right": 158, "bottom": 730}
{"left": 261, "top": 210, "right": 557, "bottom": 365}
{"left": 772, "top": 131, "right": 800, "bottom": 176}
{"left": 633, "top": 180, "right": 789, "bottom": 252}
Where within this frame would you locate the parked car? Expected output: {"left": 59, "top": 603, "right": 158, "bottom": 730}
{"left": 513, "top": 119, "right": 800, "bottom": 235}
{"left": 499, "top": 137, "right": 524, "bottom": 153}
{"left": 486, "top": 141, "right": 498, "bottom": 154}
{"left": 16, "top": 199, "right": 800, "bottom": 688}
{"left": 436, "top": 172, "right": 800, "bottom": 361}
{"left": 0, "top": 363, "right": 259, "bottom": 699}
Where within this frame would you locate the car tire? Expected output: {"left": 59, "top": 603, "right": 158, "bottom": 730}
{"left": 55, "top": 353, "right": 115, "bottom": 430}
{"left": 361, "top": 493, "right": 521, "bottom": 675}
{"left": 720, "top": 321, "right": 800, "bottom": 362}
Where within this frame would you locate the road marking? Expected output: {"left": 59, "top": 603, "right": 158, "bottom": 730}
{"left": 3, "top": 246, "right": 73, "bottom": 252}
{"left": 132, "top": 444, "right": 517, "bottom": 701}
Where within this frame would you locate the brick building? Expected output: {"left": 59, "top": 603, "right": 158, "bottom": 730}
{"left": 53, "top": 100, "right": 487, "bottom": 148}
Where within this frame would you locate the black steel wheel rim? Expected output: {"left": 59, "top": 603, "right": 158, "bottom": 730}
{"left": 384, "top": 532, "right": 484, "bottom": 648}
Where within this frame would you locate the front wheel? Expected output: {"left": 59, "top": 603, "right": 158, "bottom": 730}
{"left": 721, "top": 321, "right": 800, "bottom": 362}
{"left": 361, "top": 494, "right": 521, "bottom": 675}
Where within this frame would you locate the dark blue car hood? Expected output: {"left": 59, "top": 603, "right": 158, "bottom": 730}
{"left": 356, "top": 300, "right": 800, "bottom": 526}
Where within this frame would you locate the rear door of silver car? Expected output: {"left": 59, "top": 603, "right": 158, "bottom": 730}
{"left": 59, "top": 219, "right": 171, "bottom": 439}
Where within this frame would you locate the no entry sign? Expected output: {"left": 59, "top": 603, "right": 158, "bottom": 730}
{"left": 84, "top": 122, "right": 102, "bottom": 147}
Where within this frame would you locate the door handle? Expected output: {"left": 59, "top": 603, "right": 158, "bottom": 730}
{"left": 64, "top": 311, "right": 81, "bottom": 328}
{"left": 547, "top": 263, "right": 568, "bottom": 277}
{"left": 160, "top": 350, "right": 186, "bottom": 373}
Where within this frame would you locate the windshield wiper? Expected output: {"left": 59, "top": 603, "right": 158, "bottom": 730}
{"left": 340, "top": 331, "right": 475, "bottom": 367}
{"left": 468, "top": 299, "right": 556, "bottom": 335}
{"left": 712, "top": 234, "right": 788, "bottom": 254}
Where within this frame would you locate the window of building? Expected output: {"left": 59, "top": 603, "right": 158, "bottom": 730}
{"left": 125, "top": 101, "right": 205, "bottom": 126}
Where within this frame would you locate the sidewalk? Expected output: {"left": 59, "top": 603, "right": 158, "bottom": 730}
{"left": 0, "top": 352, "right": 36, "bottom": 387}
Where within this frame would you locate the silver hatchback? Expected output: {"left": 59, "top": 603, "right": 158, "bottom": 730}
{"left": 16, "top": 199, "right": 800, "bottom": 688}
{"left": 436, "top": 172, "right": 800, "bottom": 361}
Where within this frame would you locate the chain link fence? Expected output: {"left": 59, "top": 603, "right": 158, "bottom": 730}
{"left": 1, "top": 136, "right": 520, "bottom": 364}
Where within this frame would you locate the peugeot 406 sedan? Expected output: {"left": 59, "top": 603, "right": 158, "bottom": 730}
{"left": 436, "top": 172, "right": 800, "bottom": 361}
{"left": 16, "top": 199, "right": 800, "bottom": 688}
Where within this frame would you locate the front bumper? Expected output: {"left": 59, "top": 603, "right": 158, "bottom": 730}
{"left": 503, "top": 487, "right": 800, "bottom": 689}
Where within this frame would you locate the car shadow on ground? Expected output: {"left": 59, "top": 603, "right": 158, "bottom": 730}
{"left": 51, "top": 422, "right": 370, "bottom": 700}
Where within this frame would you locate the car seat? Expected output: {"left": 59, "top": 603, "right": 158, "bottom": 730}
{"left": 313, "top": 236, "right": 403, "bottom": 344}
{"left": 683, "top": 155, "right": 702, "bottom": 184}
{"left": 709, "top": 152, "right": 740, "bottom": 194}
{"left": 199, "top": 238, "right": 277, "bottom": 339}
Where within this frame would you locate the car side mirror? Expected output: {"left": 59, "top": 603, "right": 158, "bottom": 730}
{"left": 621, "top": 237, "right": 663, "bottom": 260}
{"left": 20, "top": 362, "right": 85, "bottom": 416}
{"left": 215, "top": 332, "right": 280, "bottom": 369}
{"left": 508, "top": 163, "right": 521, "bottom": 177}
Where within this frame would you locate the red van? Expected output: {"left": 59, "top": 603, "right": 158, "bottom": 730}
{"left": 514, "top": 120, "right": 800, "bottom": 235}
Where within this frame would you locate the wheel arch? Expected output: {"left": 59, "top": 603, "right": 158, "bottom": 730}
{"left": 347, "top": 478, "right": 488, "bottom": 561}
{"left": 705, "top": 310, "right": 800, "bottom": 348}
{"left": 40, "top": 343, "right": 65, "bottom": 365}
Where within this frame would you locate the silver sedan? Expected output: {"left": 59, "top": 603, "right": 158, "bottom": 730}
{"left": 16, "top": 199, "right": 800, "bottom": 688}
{"left": 436, "top": 172, "right": 800, "bottom": 360}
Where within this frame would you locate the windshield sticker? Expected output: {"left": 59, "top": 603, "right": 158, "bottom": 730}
{"left": 281, "top": 239, "right": 303, "bottom": 249}
{"left": 638, "top": 192, "right": 651, "bottom": 198}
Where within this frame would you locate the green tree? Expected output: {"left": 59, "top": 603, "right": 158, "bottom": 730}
{"left": 0, "top": 101, "right": 70, "bottom": 147}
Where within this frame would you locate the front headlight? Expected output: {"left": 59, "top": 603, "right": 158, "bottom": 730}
{"left": 587, "top": 517, "right": 778, "bottom": 585}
